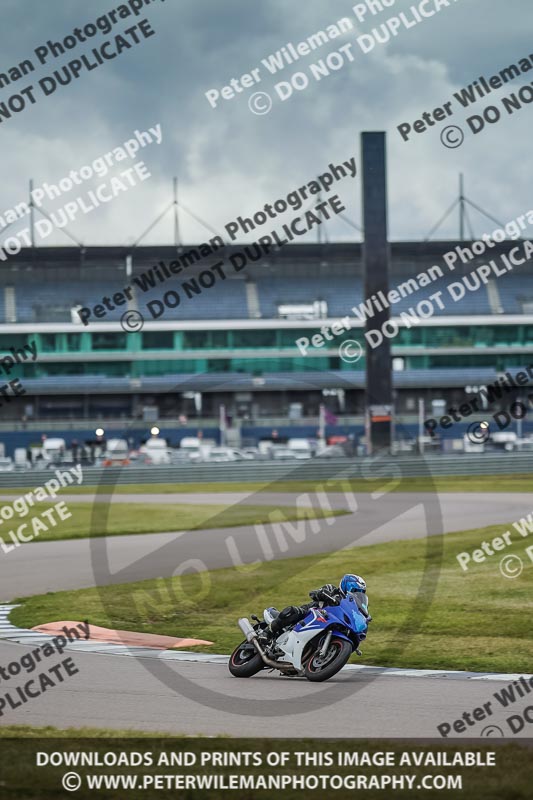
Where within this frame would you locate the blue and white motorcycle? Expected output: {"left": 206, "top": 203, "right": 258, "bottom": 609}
{"left": 229, "top": 593, "right": 370, "bottom": 682}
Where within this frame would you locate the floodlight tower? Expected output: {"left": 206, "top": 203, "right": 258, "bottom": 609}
{"left": 361, "top": 132, "right": 392, "bottom": 452}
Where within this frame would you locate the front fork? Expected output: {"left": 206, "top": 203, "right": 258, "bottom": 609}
{"left": 319, "top": 629, "right": 362, "bottom": 657}
{"left": 318, "top": 630, "right": 332, "bottom": 657}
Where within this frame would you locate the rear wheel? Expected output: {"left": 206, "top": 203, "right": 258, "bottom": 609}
{"left": 228, "top": 640, "right": 264, "bottom": 677}
{"left": 304, "top": 637, "right": 352, "bottom": 682}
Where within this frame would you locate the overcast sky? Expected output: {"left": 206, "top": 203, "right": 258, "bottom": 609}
{"left": 0, "top": 0, "right": 530, "bottom": 247}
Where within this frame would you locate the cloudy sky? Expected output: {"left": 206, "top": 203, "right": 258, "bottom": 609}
{"left": 0, "top": 0, "right": 530, "bottom": 247}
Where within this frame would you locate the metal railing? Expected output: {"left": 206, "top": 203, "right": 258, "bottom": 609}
{"left": 0, "top": 453, "right": 531, "bottom": 488}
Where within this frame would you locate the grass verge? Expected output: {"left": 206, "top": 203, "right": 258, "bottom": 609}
{"left": 12, "top": 520, "right": 533, "bottom": 673}
{"left": 0, "top": 724, "right": 176, "bottom": 738}
{"left": 0, "top": 502, "right": 345, "bottom": 543}
{"left": 1, "top": 473, "right": 531, "bottom": 495}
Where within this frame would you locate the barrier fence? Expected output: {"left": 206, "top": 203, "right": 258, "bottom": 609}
{"left": 0, "top": 454, "right": 531, "bottom": 488}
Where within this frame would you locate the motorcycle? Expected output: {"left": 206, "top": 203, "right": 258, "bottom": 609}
{"left": 228, "top": 592, "right": 370, "bottom": 682}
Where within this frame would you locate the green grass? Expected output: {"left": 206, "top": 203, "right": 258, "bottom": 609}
{"left": 0, "top": 502, "right": 346, "bottom": 543}
{"left": 0, "top": 724, "right": 178, "bottom": 738}
{"left": 2, "top": 473, "right": 531, "bottom": 495}
{"left": 12, "top": 519, "right": 533, "bottom": 673}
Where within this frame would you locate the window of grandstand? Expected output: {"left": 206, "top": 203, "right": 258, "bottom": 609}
{"left": 431, "top": 326, "right": 473, "bottom": 347}
{"left": 66, "top": 333, "right": 82, "bottom": 351}
{"left": 279, "top": 330, "right": 312, "bottom": 346}
{"left": 211, "top": 331, "right": 231, "bottom": 348}
{"left": 41, "top": 333, "right": 57, "bottom": 352}
{"left": 384, "top": 328, "right": 412, "bottom": 346}
{"left": 142, "top": 332, "right": 175, "bottom": 349}
{"left": 90, "top": 362, "right": 130, "bottom": 376}
{"left": 183, "top": 331, "right": 229, "bottom": 349}
{"left": 399, "top": 327, "right": 424, "bottom": 345}
{"left": 92, "top": 332, "right": 127, "bottom": 350}
{"left": 206, "top": 359, "right": 231, "bottom": 372}
{"left": 141, "top": 359, "right": 196, "bottom": 375}
{"left": 492, "top": 326, "right": 521, "bottom": 345}
{"left": 426, "top": 354, "right": 517, "bottom": 369}
{"left": 232, "top": 329, "right": 277, "bottom": 348}
{"left": 41, "top": 363, "right": 85, "bottom": 376}
{"left": 277, "top": 300, "right": 328, "bottom": 320}
{"left": 0, "top": 335, "right": 30, "bottom": 350}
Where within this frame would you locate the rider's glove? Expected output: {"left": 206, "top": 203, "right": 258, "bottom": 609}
{"left": 316, "top": 584, "right": 340, "bottom": 605}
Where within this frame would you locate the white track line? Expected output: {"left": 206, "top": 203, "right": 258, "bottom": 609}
{"left": 1, "top": 605, "right": 530, "bottom": 681}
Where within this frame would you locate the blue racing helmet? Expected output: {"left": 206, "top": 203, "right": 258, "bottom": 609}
{"left": 340, "top": 573, "right": 366, "bottom": 595}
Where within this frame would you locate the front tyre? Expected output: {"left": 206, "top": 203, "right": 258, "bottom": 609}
{"left": 228, "top": 640, "right": 264, "bottom": 678}
{"left": 304, "top": 636, "right": 352, "bottom": 682}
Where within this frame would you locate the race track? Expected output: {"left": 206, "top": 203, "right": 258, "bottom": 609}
{"left": 0, "top": 639, "right": 527, "bottom": 738}
{"left": 0, "top": 491, "right": 531, "bottom": 738}
{"left": 0, "top": 492, "right": 531, "bottom": 597}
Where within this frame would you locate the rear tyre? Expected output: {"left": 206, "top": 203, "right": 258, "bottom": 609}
{"left": 304, "top": 637, "right": 352, "bottom": 682}
{"left": 228, "top": 640, "right": 264, "bottom": 677}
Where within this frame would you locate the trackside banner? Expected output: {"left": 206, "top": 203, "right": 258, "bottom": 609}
{"left": 0, "top": 738, "right": 531, "bottom": 798}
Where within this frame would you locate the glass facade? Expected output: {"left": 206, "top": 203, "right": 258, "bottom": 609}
{"left": 1, "top": 323, "right": 532, "bottom": 380}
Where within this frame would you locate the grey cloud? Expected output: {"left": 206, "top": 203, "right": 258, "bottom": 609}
{"left": 0, "top": 0, "right": 530, "bottom": 246}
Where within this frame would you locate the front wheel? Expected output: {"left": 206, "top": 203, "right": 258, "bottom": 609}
{"left": 228, "top": 640, "right": 264, "bottom": 677}
{"left": 304, "top": 637, "right": 352, "bottom": 682}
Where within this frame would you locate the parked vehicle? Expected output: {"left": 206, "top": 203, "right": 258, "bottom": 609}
{"left": 179, "top": 437, "right": 215, "bottom": 462}
{"left": 463, "top": 433, "right": 485, "bottom": 453}
{"left": 42, "top": 438, "right": 66, "bottom": 462}
{"left": 237, "top": 447, "right": 264, "bottom": 460}
{"left": 272, "top": 447, "right": 299, "bottom": 460}
{"left": 14, "top": 447, "right": 31, "bottom": 471}
{"left": 102, "top": 438, "right": 130, "bottom": 466}
{"left": 487, "top": 432, "right": 518, "bottom": 452}
{"left": 139, "top": 436, "right": 171, "bottom": 465}
{"left": 316, "top": 445, "right": 347, "bottom": 458}
{"left": 273, "top": 443, "right": 311, "bottom": 460}
{"left": 287, "top": 438, "right": 315, "bottom": 458}
{"left": 204, "top": 447, "right": 239, "bottom": 462}
{"left": 169, "top": 449, "right": 195, "bottom": 464}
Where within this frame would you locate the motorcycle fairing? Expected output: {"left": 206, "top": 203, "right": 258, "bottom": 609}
{"left": 274, "top": 597, "right": 368, "bottom": 671}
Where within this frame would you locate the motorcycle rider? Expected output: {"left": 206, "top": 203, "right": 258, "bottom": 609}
{"left": 263, "top": 573, "right": 370, "bottom": 641}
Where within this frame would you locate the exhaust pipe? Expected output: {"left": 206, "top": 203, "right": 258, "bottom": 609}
{"left": 238, "top": 617, "right": 294, "bottom": 672}
{"left": 238, "top": 618, "right": 257, "bottom": 642}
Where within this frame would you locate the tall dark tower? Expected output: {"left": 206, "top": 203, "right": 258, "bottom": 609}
{"left": 361, "top": 132, "right": 392, "bottom": 452}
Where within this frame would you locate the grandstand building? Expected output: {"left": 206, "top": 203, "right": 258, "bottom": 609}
{"left": 0, "top": 241, "right": 532, "bottom": 453}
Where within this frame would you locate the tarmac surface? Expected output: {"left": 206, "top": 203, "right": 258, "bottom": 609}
{"left": 0, "top": 490, "right": 530, "bottom": 737}
{"left": 0, "top": 639, "right": 527, "bottom": 738}
{"left": 0, "top": 492, "right": 531, "bottom": 597}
